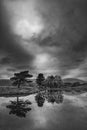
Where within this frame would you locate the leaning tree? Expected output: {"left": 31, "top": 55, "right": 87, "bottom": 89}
{"left": 10, "top": 71, "right": 33, "bottom": 89}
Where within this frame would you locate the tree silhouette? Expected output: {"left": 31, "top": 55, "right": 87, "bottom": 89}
{"left": 10, "top": 71, "right": 33, "bottom": 89}
{"left": 45, "top": 75, "right": 54, "bottom": 89}
{"left": 43, "top": 75, "right": 64, "bottom": 104}
{"left": 36, "top": 73, "right": 45, "bottom": 91}
{"left": 45, "top": 75, "right": 63, "bottom": 93}
{"left": 6, "top": 96, "right": 32, "bottom": 118}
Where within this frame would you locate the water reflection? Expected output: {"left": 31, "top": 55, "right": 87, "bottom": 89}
{"left": 0, "top": 93, "right": 87, "bottom": 130}
{"left": 35, "top": 90, "right": 63, "bottom": 107}
{"left": 35, "top": 93, "right": 45, "bottom": 107}
{"left": 47, "top": 93, "right": 63, "bottom": 104}
{"left": 6, "top": 89, "right": 64, "bottom": 117}
{"left": 6, "top": 96, "right": 32, "bottom": 118}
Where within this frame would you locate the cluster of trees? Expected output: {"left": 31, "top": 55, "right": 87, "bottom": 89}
{"left": 8, "top": 71, "right": 64, "bottom": 112}
{"left": 45, "top": 75, "right": 63, "bottom": 90}
{"left": 10, "top": 71, "right": 63, "bottom": 91}
{"left": 36, "top": 74, "right": 64, "bottom": 93}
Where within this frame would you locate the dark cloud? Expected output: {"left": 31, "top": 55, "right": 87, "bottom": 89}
{"left": 34, "top": 0, "right": 87, "bottom": 78}
{"left": 0, "top": 0, "right": 87, "bottom": 79}
{"left": 0, "top": 57, "right": 11, "bottom": 65}
{"left": 0, "top": 0, "right": 34, "bottom": 77}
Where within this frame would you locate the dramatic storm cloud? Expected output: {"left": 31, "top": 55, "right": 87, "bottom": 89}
{"left": 0, "top": 0, "right": 87, "bottom": 79}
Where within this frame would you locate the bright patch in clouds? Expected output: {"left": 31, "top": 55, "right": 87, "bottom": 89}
{"left": 4, "top": 0, "right": 44, "bottom": 39}
{"left": 15, "top": 19, "right": 43, "bottom": 39}
{"left": 33, "top": 53, "right": 59, "bottom": 74}
{"left": 34, "top": 54, "right": 49, "bottom": 69}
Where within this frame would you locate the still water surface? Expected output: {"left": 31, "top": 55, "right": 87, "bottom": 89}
{"left": 0, "top": 93, "right": 87, "bottom": 130}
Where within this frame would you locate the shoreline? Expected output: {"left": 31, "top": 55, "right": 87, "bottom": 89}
{"left": 0, "top": 90, "right": 86, "bottom": 98}
{"left": 0, "top": 85, "right": 87, "bottom": 97}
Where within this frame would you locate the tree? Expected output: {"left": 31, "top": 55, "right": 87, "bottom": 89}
{"left": 45, "top": 75, "right": 54, "bottom": 88}
{"left": 54, "top": 75, "right": 64, "bottom": 88}
{"left": 45, "top": 75, "right": 63, "bottom": 93}
{"left": 10, "top": 71, "right": 33, "bottom": 89}
{"left": 36, "top": 73, "right": 45, "bottom": 91}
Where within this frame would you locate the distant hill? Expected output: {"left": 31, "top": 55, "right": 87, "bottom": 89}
{"left": 0, "top": 79, "right": 11, "bottom": 86}
{"left": 63, "top": 78, "right": 87, "bottom": 84}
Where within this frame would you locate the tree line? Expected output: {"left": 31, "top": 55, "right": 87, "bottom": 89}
{"left": 10, "top": 70, "right": 64, "bottom": 91}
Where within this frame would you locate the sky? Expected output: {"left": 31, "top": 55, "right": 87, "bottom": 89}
{"left": 0, "top": 0, "right": 87, "bottom": 80}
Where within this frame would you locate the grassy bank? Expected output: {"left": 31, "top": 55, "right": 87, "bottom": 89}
{"left": 0, "top": 84, "right": 87, "bottom": 97}
{"left": 0, "top": 85, "right": 38, "bottom": 97}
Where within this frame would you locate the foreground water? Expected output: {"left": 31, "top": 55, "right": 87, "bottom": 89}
{"left": 0, "top": 93, "right": 87, "bottom": 130}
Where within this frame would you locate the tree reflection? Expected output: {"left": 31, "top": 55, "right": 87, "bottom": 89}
{"left": 46, "top": 91, "right": 63, "bottom": 104}
{"left": 35, "top": 93, "right": 45, "bottom": 107}
{"left": 35, "top": 90, "right": 63, "bottom": 106}
{"left": 6, "top": 96, "right": 32, "bottom": 118}
{"left": 43, "top": 75, "right": 64, "bottom": 104}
